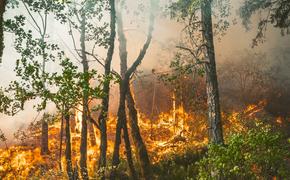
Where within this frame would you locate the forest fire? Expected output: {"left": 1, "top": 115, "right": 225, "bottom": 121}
{"left": 1, "top": 0, "right": 290, "bottom": 179}
{"left": 0, "top": 98, "right": 289, "bottom": 179}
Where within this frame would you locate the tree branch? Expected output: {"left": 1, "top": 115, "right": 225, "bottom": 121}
{"left": 176, "top": 45, "right": 209, "bottom": 64}
{"left": 125, "top": 0, "right": 156, "bottom": 79}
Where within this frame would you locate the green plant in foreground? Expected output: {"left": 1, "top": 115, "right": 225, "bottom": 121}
{"left": 197, "top": 123, "right": 290, "bottom": 180}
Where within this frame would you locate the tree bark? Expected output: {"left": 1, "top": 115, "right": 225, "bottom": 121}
{"left": 111, "top": 1, "right": 155, "bottom": 178}
{"left": 97, "top": 0, "right": 116, "bottom": 176}
{"left": 115, "top": 6, "right": 138, "bottom": 179}
{"left": 111, "top": 80, "right": 127, "bottom": 180}
{"left": 65, "top": 111, "right": 73, "bottom": 180}
{"left": 201, "top": 0, "right": 224, "bottom": 144}
{"left": 70, "top": 111, "right": 76, "bottom": 134}
{"left": 41, "top": 115, "right": 49, "bottom": 155}
{"left": 0, "top": 0, "right": 6, "bottom": 62}
{"left": 122, "top": 98, "right": 138, "bottom": 180}
{"left": 80, "top": 12, "right": 89, "bottom": 180}
{"left": 88, "top": 121, "right": 96, "bottom": 146}
{"left": 116, "top": 4, "right": 153, "bottom": 179}
{"left": 59, "top": 113, "right": 64, "bottom": 171}
{"left": 126, "top": 88, "right": 153, "bottom": 180}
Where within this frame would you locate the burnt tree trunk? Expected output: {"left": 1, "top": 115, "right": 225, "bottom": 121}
{"left": 59, "top": 113, "right": 64, "bottom": 171}
{"left": 115, "top": 6, "right": 137, "bottom": 179}
{"left": 65, "top": 111, "right": 73, "bottom": 180}
{"left": 41, "top": 116, "right": 49, "bottom": 155}
{"left": 122, "top": 98, "right": 138, "bottom": 179}
{"left": 126, "top": 88, "right": 152, "bottom": 180}
{"left": 80, "top": 12, "right": 89, "bottom": 180}
{"left": 0, "top": 0, "right": 6, "bottom": 62}
{"left": 88, "top": 121, "right": 96, "bottom": 146}
{"left": 97, "top": 0, "right": 116, "bottom": 175}
{"left": 201, "top": 0, "right": 224, "bottom": 144}
{"left": 111, "top": 80, "right": 127, "bottom": 180}
{"left": 117, "top": 5, "right": 152, "bottom": 179}
{"left": 70, "top": 111, "right": 76, "bottom": 134}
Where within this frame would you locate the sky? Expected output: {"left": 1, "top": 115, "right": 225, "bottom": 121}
{"left": 0, "top": 0, "right": 289, "bottom": 141}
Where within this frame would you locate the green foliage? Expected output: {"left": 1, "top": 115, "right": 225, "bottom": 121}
{"left": 168, "top": 0, "right": 200, "bottom": 20}
{"left": 168, "top": 0, "right": 231, "bottom": 36}
{"left": 197, "top": 123, "right": 290, "bottom": 179}
{"left": 65, "top": 0, "right": 110, "bottom": 48}
{"left": 4, "top": 11, "right": 64, "bottom": 111}
{"left": 162, "top": 0, "right": 231, "bottom": 100}
{"left": 7, "top": 0, "right": 66, "bottom": 22}
{"left": 239, "top": 0, "right": 290, "bottom": 46}
{"left": 49, "top": 58, "right": 106, "bottom": 115}
{"left": 153, "top": 148, "right": 206, "bottom": 180}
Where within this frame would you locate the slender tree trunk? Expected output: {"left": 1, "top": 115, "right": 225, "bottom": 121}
{"left": 88, "top": 121, "right": 96, "bottom": 146}
{"left": 0, "top": 0, "right": 6, "bottom": 62}
{"left": 115, "top": 6, "right": 138, "bottom": 179}
{"left": 111, "top": 80, "right": 127, "bottom": 180}
{"left": 80, "top": 12, "right": 89, "bottom": 180}
{"left": 59, "top": 113, "right": 64, "bottom": 171}
{"left": 126, "top": 88, "right": 152, "bottom": 180}
{"left": 98, "top": 0, "right": 116, "bottom": 176}
{"left": 122, "top": 101, "right": 138, "bottom": 180}
{"left": 65, "top": 111, "right": 73, "bottom": 180}
{"left": 201, "top": 0, "right": 224, "bottom": 144}
{"left": 117, "top": 5, "right": 152, "bottom": 179}
{"left": 70, "top": 111, "right": 76, "bottom": 134}
{"left": 41, "top": 115, "right": 49, "bottom": 155}
{"left": 40, "top": 22, "right": 49, "bottom": 155}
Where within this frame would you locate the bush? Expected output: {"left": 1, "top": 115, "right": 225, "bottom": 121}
{"left": 197, "top": 123, "right": 290, "bottom": 179}
{"left": 153, "top": 148, "right": 206, "bottom": 180}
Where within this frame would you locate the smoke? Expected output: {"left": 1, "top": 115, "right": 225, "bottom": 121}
{"left": 0, "top": 0, "right": 290, "bottom": 142}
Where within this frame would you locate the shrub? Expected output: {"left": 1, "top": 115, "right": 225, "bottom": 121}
{"left": 153, "top": 148, "right": 206, "bottom": 180}
{"left": 197, "top": 123, "right": 290, "bottom": 179}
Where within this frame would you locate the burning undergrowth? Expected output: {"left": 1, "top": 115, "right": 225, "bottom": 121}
{"left": 0, "top": 98, "right": 287, "bottom": 179}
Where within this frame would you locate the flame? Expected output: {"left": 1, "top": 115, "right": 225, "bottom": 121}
{"left": 276, "top": 116, "right": 283, "bottom": 125}
{"left": 0, "top": 99, "right": 283, "bottom": 178}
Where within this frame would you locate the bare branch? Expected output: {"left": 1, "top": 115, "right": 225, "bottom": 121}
{"left": 125, "top": 0, "right": 156, "bottom": 79}
{"left": 68, "top": 19, "right": 82, "bottom": 59}
{"left": 176, "top": 45, "right": 209, "bottom": 64}
{"left": 21, "top": 0, "right": 42, "bottom": 34}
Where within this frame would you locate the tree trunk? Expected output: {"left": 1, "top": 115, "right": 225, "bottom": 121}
{"left": 70, "top": 111, "right": 76, "bottom": 134}
{"left": 111, "top": 80, "right": 127, "bottom": 179}
{"left": 122, "top": 111, "right": 138, "bottom": 180}
{"left": 201, "top": 0, "right": 224, "bottom": 144}
{"left": 0, "top": 0, "right": 6, "bottom": 62}
{"left": 126, "top": 88, "right": 153, "bottom": 180}
{"left": 88, "top": 121, "right": 96, "bottom": 146}
{"left": 65, "top": 111, "right": 73, "bottom": 180}
{"left": 80, "top": 12, "right": 89, "bottom": 180}
{"left": 115, "top": 5, "right": 138, "bottom": 179}
{"left": 117, "top": 4, "right": 152, "bottom": 179}
{"left": 59, "top": 113, "right": 64, "bottom": 171}
{"left": 41, "top": 116, "right": 49, "bottom": 155}
{"left": 98, "top": 0, "right": 116, "bottom": 176}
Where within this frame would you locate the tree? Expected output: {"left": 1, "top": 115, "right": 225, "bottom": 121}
{"left": 239, "top": 0, "right": 290, "bottom": 46}
{"left": 4, "top": 0, "right": 66, "bottom": 154}
{"left": 0, "top": 0, "right": 6, "bottom": 62}
{"left": 169, "top": 0, "right": 230, "bottom": 144}
{"left": 110, "top": 0, "right": 156, "bottom": 179}
{"left": 97, "top": 0, "right": 116, "bottom": 176}
{"left": 64, "top": 1, "right": 111, "bottom": 178}
{"left": 115, "top": 3, "right": 137, "bottom": 180}
{"left": 48, "top": 58, "right": 104, "bottom": 179}
{"left": 201, "top": 0, "right": 223, "bottom": 144}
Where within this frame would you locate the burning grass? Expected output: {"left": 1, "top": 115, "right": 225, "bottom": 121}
{"left": 0, "top": 102, "right": 288, "bottom": 179}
